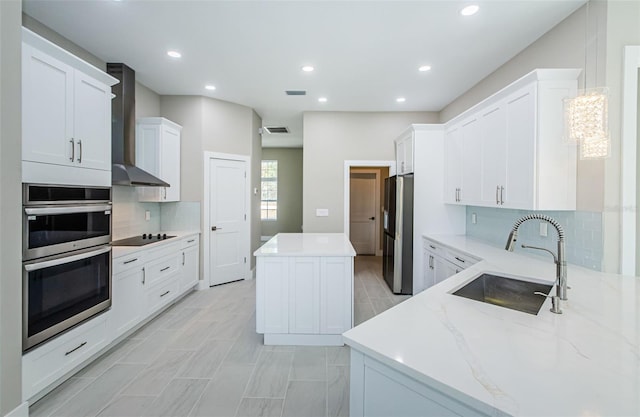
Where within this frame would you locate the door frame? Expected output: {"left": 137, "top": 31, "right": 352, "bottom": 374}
{"left": 349, "top": 168, "right": 381, "bottom": 256}
{"left": 203, "top": 151, "right": 251, "bottom": 287}
{"left": 343, "top": 160, "right": 396, "bottom": 256}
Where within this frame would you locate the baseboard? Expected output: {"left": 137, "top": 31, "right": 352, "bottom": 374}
{"left": 4, "top": 401, "right": 28, "bottom": 417}
{"left": 197, "top": 280, "right": 209, "bottom": 290}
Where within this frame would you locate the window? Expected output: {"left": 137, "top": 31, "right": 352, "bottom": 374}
{"left": 261, "top": 160, "right": 278, "bottom": 220}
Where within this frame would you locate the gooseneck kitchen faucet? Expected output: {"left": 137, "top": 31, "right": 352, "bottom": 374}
{"left": 505, "top": 214, "right": 567, "bottom": 314}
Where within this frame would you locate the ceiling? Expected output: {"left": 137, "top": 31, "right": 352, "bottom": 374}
{"left": 23, "top": 0, "right": 586, "bottom": 148}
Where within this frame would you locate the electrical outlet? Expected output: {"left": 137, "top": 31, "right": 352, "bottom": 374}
{"left": 316, "top": 208, "right": 329, "bottom": 217}
{"left": 471, "top": 213, "right": 477, "bottom": 224}
{"left": 539, "top": 222, "right": 548, "bottom": 237}
{"left": 145, "top": 210, "right": 151, "bottom": 221}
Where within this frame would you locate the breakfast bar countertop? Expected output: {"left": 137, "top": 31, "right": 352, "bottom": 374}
{"left": 254, "top": 233, "right": 356, "bottom": 257}
{"left": 343, "top": 234, "right": 640, "bottom": 417}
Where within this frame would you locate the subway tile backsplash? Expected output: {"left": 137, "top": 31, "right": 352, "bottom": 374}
{"left": 160, "top": 202, "right": 201, "bottom": 231}
{"left": 465, "top": 206, "right": 603, "bottom": 271}
{"left": 112, "top": 186, "right": 160, "bottom": 240}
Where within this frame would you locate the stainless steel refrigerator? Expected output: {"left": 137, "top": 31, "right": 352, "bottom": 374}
{"left": 383, "top": 174, "right": 413, "bottom": 295}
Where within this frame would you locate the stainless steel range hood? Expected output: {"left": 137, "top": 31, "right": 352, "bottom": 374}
{"left": 107, "top": 63, "right": 169, "bottom": 187}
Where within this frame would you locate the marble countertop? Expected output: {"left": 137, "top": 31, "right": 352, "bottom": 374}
{"left": 343, "top": 234, "right": 640, "bottom": 416}
{"left": 254, "top": 233, "right": 356, "bottom": 257}
{"left": 112, "top": 230, "right": 200, "bottom": 259}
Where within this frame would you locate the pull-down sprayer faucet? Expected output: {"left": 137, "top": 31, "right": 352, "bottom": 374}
{"left": 505, "top": 214, "right": 568, "bottom": 314}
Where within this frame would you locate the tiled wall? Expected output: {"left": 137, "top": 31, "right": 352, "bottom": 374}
{"left": 160, "top": 202, "right": 201, "bottom": 231}
{"left": 112, "top": 187, "right": 201, "bottom": 240}
{"left": 465, "top": 206, "right": 603, "bottom": 271}
{"left": 112, "top": 186, "right": 160, "bottom": 240}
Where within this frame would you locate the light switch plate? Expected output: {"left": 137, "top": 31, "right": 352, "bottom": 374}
{"left": 316, "top": 208, "right": 329, "bottom": 217}
{"left": 145, "top": 210, "right": 151, "bottom": 221}
{"left": 471, "top": 213, "right": 477, "bottom": 224}
{"left": 539, "top": 222, "right": 548, "bottom": 237}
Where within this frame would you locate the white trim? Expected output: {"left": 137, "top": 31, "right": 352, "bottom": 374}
{"left": 343, "top": 160, "right": 396, "bottom": 237}
{"left": 349, "top": 168, "right": 382, "bottom": 255}
{"left": 621, "top": 46, "right": 640, "bottom": 275}
{"left": 203, "top": 151, "right": 252, "bottom": 287}
{"left": 4, "top": 402, "right": 28, "bottom": 417}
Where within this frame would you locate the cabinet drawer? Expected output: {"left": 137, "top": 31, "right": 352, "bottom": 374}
{"left": 423, "top": 238, "right": 445, "bottom": 256}
{"left": 23, "top": 313, "right": 108, "bottom": 401}
{"left": 146, "top": 277, "right": 179, "bottom": 315}
{"left": 181, "top": 236, "right": 198, "bottom": 250}
{"left": 444, "top": 249, "right": 480, "bottom": 269}
{"left": 145, "top": 255, "right": 180, "bottom": 287}
{"left": 113, "top": 254, "right": 145, "bottom": 275}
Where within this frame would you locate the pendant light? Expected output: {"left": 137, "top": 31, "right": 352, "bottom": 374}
{"left": 564, "top": 2, "right": 609, "bottom": 159}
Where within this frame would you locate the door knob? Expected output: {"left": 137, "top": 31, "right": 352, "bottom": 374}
{"left": 369, "top": 217, "right": 375, "bottom": 220}
{"left": 211, "top": 226, "right": 222, "bottom": 231}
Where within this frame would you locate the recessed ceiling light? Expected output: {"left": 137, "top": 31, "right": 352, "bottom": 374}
{"left": 396, "top": 97, "right": 406, "bottom": 103}
{"left": 205, "top": 85, "right": 216, "bottom": 91}
{"left": 318, "top": 97, "right": 327, "bottom": 103}
{"left": 419, "top": 65, "right": 432, "bottom": 72}
{"left": 460, "top": 4, "right": 479, "bottom": 16}
{"left": 167, "top": 50, "right": 182, "bottom": 58}
{"left": 302, "top": 65, "right": 315, "bottom": 72}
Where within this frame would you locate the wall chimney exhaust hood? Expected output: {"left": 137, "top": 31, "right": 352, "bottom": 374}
{"left": 107, "top": 63, "right": 169, "bottom": 187}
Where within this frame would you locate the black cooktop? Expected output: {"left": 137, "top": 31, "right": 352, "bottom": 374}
{"left": 112, "top": 233, "right": 176, "bottom": 247}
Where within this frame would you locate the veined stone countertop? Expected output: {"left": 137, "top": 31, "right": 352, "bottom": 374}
{"left": 112, "top": 230, "right": 200, "bottom": 258}
{"left": 254, "top": 233, "right": 356, "bottom": 257}
{"left": 343, "top": 234, "right": 640, "bottom": 417}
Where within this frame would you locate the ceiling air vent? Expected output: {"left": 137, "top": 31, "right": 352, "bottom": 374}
{"left": 264, "top": 126, "right": 290, "bottom": 134}
{"left": 285, "top": 90, "right": 306, "bottom": 96}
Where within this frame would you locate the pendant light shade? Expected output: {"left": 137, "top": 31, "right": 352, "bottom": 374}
{"left": 564, "top": 87, "right": 610, "bottom": 159}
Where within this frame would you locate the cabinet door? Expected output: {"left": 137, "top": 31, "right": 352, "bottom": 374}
{"left": 396, "top": 138, "right": 406, "bottom": 175}
{"left": 480, "top": 103, "right": 507, "bottom": 206}
{"left": 73, "top": 72, "right": 111, "bottom": 171}
{"left": 160, "top": 126, "right": 181, "bottom": 202}
{"left": 504, "top": 85, "right": 536, "bottom": 209}
{"left": 289, "top": 257, "right": 320, "bottom": 334}
{"left": 111, "top": 267, "right": 145, "bottom": 337}
{"left": 179, "top": 244, "right": 199, "bottom": 292}
{"left": 256, "top": 257, "right": 289, "bottom": 334}
{"left": 433, "top": 256, "right": 459, "bottom": 284}
{"left": 320, "top": 257, "right": 352, "bottom": 334}
{"left": 136, "top": 125, "right": 162, "bottom": 201}
{"left": 443, "top": 127, "right": 462, "bottom": 204}
{"left": 461, "top": 116, "right": 481, "bottom": 205}
{"left": 22, "top": 44, "right": 75, "bottom": 167}
{"left": 423, "top": 250, "right": 436, "bottom": 290}
{"left": 401, "top": 136, "right": 414, "bottom": 174}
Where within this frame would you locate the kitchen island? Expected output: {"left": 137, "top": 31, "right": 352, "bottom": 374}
{"left": 343, "top": 235, "right": 640, "bottom": 417}
{"left": 254, "top": 233, "right": 356, "bottom": 346}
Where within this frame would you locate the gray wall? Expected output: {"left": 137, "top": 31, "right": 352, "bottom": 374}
{"left": 250, "top": 111, "right": 263, "bottom": 270}
{"left": 261, "top": 148, "right": 303, "bottom": 237}
{"left": 302, "top": 111, "right": 438, "bottom": 232}
{"left": 1, "top": 1, "right": 23, "bottom": 414}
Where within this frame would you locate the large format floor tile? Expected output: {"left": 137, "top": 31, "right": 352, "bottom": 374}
{"left": 30, "top": 256, "right": 407, "bottom": 417}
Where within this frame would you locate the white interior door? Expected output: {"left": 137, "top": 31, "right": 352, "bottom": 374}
{"left": 350, "top": 172, "right": 377, "bottom": 255}
{"left": 209, "top": 158, "right": 247, "bottom": 286}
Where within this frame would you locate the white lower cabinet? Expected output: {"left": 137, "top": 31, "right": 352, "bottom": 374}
{"left": 256, "top": 255, "right": 353, "bottom": 345}
{"left": 23, "top": 234, "right": 200, "bottom": 403}
{"left": 350, "top": 349, "right": 493, "bottom": 417}
{"left": 423, "top": 237, "right": 480, "bottom": 289}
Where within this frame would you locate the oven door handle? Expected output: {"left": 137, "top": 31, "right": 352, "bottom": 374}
{"left": 25, "top": 205, "right": 112, "bottom": 216}
{"left": 24, "top": 246, "right": 111, "bottom": 272}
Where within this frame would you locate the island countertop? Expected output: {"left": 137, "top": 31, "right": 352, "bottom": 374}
{"left": 254, "top": 233, "right": 356, "bottom": 257}
{"left": 343, "top": 234, "right": 640, "bottom": 417}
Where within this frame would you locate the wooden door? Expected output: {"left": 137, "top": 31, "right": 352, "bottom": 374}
{"left": 209, "top": 158, "right": 248, "bottom": 286}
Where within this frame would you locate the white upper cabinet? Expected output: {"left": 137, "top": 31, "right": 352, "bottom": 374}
{"left": 443, "top": 68, "right": 579, "bottom": 211}
{"left": 136, "top": 117, "right": 182, "bottom": 202}
{"left": 21, "top": 29, "right": 117, "bottom": 186}
{"left": 395, "top": 132, "right": 414, "bottom": 175}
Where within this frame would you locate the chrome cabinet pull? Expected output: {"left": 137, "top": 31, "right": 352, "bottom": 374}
{"left": 187, "top": 239, "right": 195, "bottom": 243}
{"left": 454, "top": 256, "right": 466, "bottom": 263}
{"left": 496, "top": 185, "right": 500, "bottom": 205}
{"left": 160, "top": 266, "right": 170, "bottom": 272}
{"left": 500, "top": 186, "right": 505, "bottom": 205}
{"left": 160, "top": 290, "right": 170, "bottom": 298}
{"left": 69, "top": 138, "right": 75, "bottom": 161}
{"left": 77, "top": 139, "right": 82, "bottom": 163}
{"left": 142, "top": 267, "right": 146, "bottom": 284}
{"left": 123, "top": 258, "right": 138, "bottom": 265}
{"left": 429, "top": 244, "right": 436, "bottom": 250}
{"left": 182, "top": 252, "right": 185, "bottom": 266}
{"left": 65, "top": 341, "right": 87, "bottom": 356}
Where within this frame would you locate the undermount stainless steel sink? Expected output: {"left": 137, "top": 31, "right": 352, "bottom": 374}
{"left": 452, "top": 273, "right": 553, "bottom": 315}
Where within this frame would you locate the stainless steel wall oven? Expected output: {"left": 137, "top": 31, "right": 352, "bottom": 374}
{"left": 22, "top": 184, "right": 112, "bottom": 351}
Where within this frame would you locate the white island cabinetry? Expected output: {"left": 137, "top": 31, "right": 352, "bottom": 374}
{"left": 255, "top": 233, "right": 356, "bottom": 346}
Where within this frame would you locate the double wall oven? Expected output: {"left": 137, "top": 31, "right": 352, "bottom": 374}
{"left": 22, "top": 184, "right": 112, "bottom": 351}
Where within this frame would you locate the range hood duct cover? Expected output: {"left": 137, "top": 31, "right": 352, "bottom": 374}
{"left": 107, "top": 63, "right": 169, "bottom": 187}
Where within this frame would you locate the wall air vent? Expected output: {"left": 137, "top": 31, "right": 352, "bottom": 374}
{"left": 285, "top": 90, "right": 306, "bottom": 96}
{"left": 264, "top": 126, "right": 290, "bottom": 134}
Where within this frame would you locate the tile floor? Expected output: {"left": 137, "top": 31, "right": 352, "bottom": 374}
{"left": 30, "top": 256, "right": 410, "bottom": 417}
